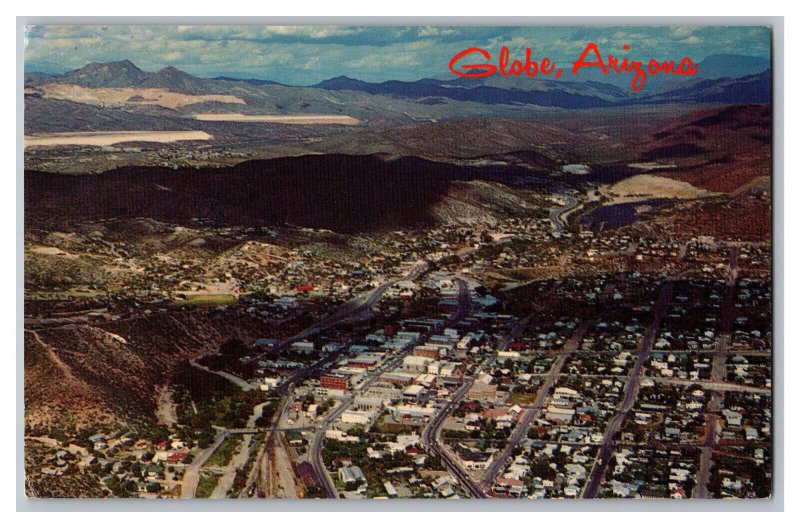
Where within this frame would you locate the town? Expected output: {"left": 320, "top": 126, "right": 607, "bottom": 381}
{"left": 24, "top": 187, "right": 772, "bottom": 500}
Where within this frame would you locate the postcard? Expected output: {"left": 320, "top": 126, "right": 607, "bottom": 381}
{"left": 23, "top": 24, "right": 773, "bottom": 500}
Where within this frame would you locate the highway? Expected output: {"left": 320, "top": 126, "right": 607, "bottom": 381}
{"left": 582, "top": 282, "right": 674, "bottom": 498}
{"left": 307, "top": 331, "right": 420, "bottom": 498}
{"left": 480, "top": 319, "right": 594, "bottom": 491}
{"left": 248, "top": 262, "right": 428, "bottom": 366}
{"left": 549, "top": 194, "right": 579, "bottom": 234}
{"left": 421, "top": 380, "right": 487, "bottom": 498}
{"left": 308, "top": 396, "right": 354, "bottom": 498}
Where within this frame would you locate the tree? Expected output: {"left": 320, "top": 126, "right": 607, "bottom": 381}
{"left": 220, "top": 338, "right": 248, "bottom": 357}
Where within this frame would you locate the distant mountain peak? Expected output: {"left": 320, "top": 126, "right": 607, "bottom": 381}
{"left": 314, "top": 76, "right": 370, "bottom": 89}
{"left": 111, "top": 59, "right": 141, "bottom": 69}
{"left": 157, "top": 65, "right": 188, "bottom": 76}
{"left": 60, "top": 59, "right": 150, "bottom": 88}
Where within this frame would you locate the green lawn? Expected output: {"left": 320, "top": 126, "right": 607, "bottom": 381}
{"left": 195, "top": 472, "right": 221, "bottom": 498}
{"left": 204, "top": 437, "right": 240, "bottom": 468}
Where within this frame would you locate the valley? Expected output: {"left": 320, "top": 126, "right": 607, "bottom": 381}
{"left": 23, "top": 54, "right": 773, "bottom": 500}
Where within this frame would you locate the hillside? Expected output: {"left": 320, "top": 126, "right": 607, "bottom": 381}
{"left": 25, "top": 153, "right": 560, "bottom": 234}
{"left": 636, "top": 104, "right": 771, "bottom": 193}
{"left": 25, "top": 310, "right": 269, "bottom": 433}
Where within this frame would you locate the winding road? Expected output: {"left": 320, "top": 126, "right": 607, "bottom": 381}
{"left": 549, "top": 194, "right": 579, "bottom": 234}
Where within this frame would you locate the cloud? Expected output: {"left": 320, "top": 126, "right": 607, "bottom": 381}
{"left": 24, "top": 25, "right": 771, "bottom": 84}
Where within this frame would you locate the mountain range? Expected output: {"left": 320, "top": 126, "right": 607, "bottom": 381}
{"left": 25, "top": 57, "right": 771, "bottom": 113}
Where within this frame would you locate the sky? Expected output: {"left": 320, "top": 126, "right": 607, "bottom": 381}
{"left": 24, "top": 25, "right": 772, "bottom": 85}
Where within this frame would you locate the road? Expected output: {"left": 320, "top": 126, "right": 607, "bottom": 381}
{"left": 180, "top": 430, "right": 228, "bottom": 498}
{"left": 243, "top": 262, "right": 430, "bottom": 498}
{"left": 498, "top": 313, "right": 535, "bottom": 352}
{"left": 306, "top": 327, "right": 422, "bottom": 498}
{"left": 309, "top": 396, "right": 354, "bottom": 498}
{"left": 549, "top": 194, "right": 579, "bottom": 234}
{"left": 189, "top": 357, "right": 254, "bottom": 391}
{"left": 693, "top": 247, "right": 738, "bottom": 498}
{"left": 450, "top": 278, "right": 473, "bottom": 323}
{"left": 421, "top": 380, "right": 487, "bottom": 498}
{"left": 480, "top": 319, "right": 594, "bottom": 491}
{"left": 248, "top": 262, "right": 428, "bottom": 366}
{"left": 582, "top": 282, "right": 674, "bottom": 498}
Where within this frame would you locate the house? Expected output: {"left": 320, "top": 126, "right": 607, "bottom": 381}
{"left": 722, "top": 409, "right": 743, "bottom": 427}
{"left": 432, "top": 475, "right": 457, "bottom": 497}
{"left": 544, "top": 405, "right": 575, "bottom": 425}
{"left": 384, "top": 481, "right": 398, "bottom": 498}
{"left": 166, "top": 452, "right": 188, "bottom": 464}
{"left": 493, "top": 477, "right": 527, "bottom": 497}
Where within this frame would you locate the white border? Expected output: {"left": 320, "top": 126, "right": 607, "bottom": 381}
{"left": 9, "top": 9, "right": 787, "bottom": 517}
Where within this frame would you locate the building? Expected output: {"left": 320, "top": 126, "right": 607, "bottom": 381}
{"left": 545, "top": 405, "right": 576, "bottom": 425}
{"left": 389, "top": 404, "right": 436, "bottom": 419}
{"left": 291, "top": 341, "right": 315, "bottom": 355}
{"left": 457, "top": 451, "right": 494, "bottom": 471}
{"left": 253, "top": 338, "right": 278, "bottom": 349}
{"left": 364, "top": 382, "right": 403, "bottom": 401}
{"left": 348, "top": 353, "right": 383, "bottom": 369}
{"left": 353, "top": 396, "right": 385, "bottom": 411}
{"left": 439, "top": 362, "right": 463, "bottom": 385}
{"left": 297, "top": 461, "right": 318, "bottom": 488}
{"left": 379, "top": 371, "right": 416, "bottom": 386}
{"left": 273, "top": 296, "right": 299, "bottom": 310}
{"left": 338, "top": 465, "right": 366, "bottom": 485}
{"left": 468, "top": 380, "right": 497, "bottom": 400}
{"left": 320, "top": 374, "right": 349, "bottom": 391}
{"left": 493, "top": 477, "right": 527, "bottom": 497}
{"left": 413, "top": 346, "right": 440, "bottom": 360}
{"left": 259, "top": 377, "right": 280, "bottom": 391}
{"left": 384, "top": 481, "right": 398, "bottom": 498}
{"left": 403, "top": 355, "right": 432, "bottom": 373}
{"left": 340, "top": 409, "right": 375, "bottom": 425}
{"left": 402, "top": 384, "right": 426, "bottom": 401}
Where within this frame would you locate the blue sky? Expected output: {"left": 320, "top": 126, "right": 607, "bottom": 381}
{"left": 24, "top": 25, "right": 771, "bottom": 85}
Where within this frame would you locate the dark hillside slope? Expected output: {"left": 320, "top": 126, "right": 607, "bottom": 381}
{"left": 26, "top": 153, "right": 557, "bottom": 233}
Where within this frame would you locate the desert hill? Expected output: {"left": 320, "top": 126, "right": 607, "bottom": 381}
{"left": 637, "top": 104, "right": 771, "bottom": 193}
{"left": 25, "top": 153, "right": 560, "bottom": 234}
